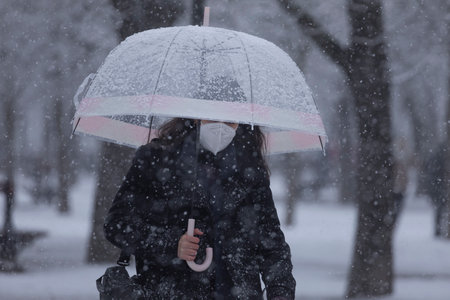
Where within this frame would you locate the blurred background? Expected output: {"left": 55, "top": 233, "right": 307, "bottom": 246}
{"left": 0, "top": 0, "right": 449, "bottom": 299}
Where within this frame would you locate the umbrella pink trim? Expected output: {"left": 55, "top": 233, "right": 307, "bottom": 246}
{"left": 76, "top": 94, "right": 326, "bottom": 136}
{"left": 73, "top": 115, "right": 325, "bottom": 153}
{"left": 74, "top": 116, "right": 157, "bottom": 148}
{"left": 265, "top": 131, "right": 325, "bottom": 154}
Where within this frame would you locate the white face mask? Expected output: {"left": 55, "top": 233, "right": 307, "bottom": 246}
{"left": 199, "top": 122, "right": 237, "bottom": 155}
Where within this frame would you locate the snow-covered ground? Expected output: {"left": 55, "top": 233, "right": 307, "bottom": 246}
{"left": 0, "top": 175, "right": 449, "bottom": 300}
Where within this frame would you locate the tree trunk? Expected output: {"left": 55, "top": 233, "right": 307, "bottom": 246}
{"left": 3, "top": 85, "right": 17, "bottom": 232}
{"left": 86, "top": 143, "right": 133, "bottom": 263}
{"left": 284, "top": 153, "right": 302, "bottom": 226}
{"left": 4, "top": 97, "right": 15, "bottom": 188}
{"left": 276, "top": 0, "right": 398, "bottom": 296}
{"left": 86, "top": 0, "right": 184, "bottom": 263}
{"left": 345, "top": 1, "right": 399, "bottom": 297}
{"left": 4, "top": 97, "right": 16, "bottom": 231}
{"left": 38, "top": 118, "right": 54, "bottom": 204}
{"left": 337, "top": 97, "right": 358, "bottom": 204}
{"left": 192, "top": 0, "right": 205, "bottom": 26}
{"left": 55, "top": 98, "right": 71, "bottom": 213}
{"left": 444, "top": 24, "right": 450, "bottom": 238}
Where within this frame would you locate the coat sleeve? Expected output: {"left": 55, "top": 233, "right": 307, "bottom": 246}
{"left": 255, "top": 178, "right": 296, "bottom": 300}
{"left": 103, "top": 144, "right": 181, "bottom": 266}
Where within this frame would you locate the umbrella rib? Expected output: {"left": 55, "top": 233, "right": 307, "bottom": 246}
{"left": 70, "top": 117, "right": 81, "bottom": 139}
{"left": 147, "top": 27, "right": 184, "bottom": 141}
{"left": 232, "top": 32, "right": 254, "bottom": 129}
{"left": 147, "top": 115, "right": 154, "bottom": 144}
{"left": 151, "top": 27, "right": 184, "bottom": 98}
{"left": 206, "top": 38, "right": 234, "bottom": 51}
{"left": 319, "top": 135, "right": 325, "bottom": 155}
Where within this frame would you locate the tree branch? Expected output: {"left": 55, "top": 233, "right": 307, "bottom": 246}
{"left": 111, "top": 0, "right": 184, "bottom": 40}
{"left": 277, "top": 0, "right": 349, "bottom": 71}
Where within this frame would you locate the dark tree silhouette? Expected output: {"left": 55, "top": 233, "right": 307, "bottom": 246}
{"left": 277, "top": 0, "right": 399, "bottom": 297}
{"left": 438, "top": 0, "right": 449, "bottom": 238}
{"left": 86, "top": 0, "right": 184, "bottom": 263}
{"left": 444, "top": 11, "right": 450, "bottom": 237}
{"left": 284, "top": 153, "right": 304, "bottom": 226}
{"left": 336, "top": 95, "right": 358, "bottom": 204}
{"left": 0, "top": 0, "right": 25, "bottom": 217}
{"left": 192, "top": 0, "right": 205, "bottom": 26}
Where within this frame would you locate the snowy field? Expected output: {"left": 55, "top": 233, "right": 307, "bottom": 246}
{"left": 0, "top": 175, "right": 449, "bottom": 300}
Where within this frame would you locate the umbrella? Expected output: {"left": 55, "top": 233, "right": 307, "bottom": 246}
{"left": 72, "top": 25, "right": 328, "bottom": 272}
{"left": 72, "top": 25, "right": 327, "bottom": 154}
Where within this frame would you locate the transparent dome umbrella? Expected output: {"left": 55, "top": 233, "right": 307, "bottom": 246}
{"left": 72, "top": 25, "right": 328, "bottom": 272}
{"left": 72, "top": 25, "right": 327, "bottom": 154}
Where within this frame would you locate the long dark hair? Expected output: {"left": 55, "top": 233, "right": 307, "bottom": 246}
{"left": 158, "top": 118, "right": 196, "bottom": 147}
{"left": 158, "top": 118, "right": 269, "bottom": 172}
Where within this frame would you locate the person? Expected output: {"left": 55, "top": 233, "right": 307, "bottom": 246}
{"left": 104, "top": 117, "right": 296, "bottom": 299}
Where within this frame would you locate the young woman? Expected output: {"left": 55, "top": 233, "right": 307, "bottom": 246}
{"left": 104, "top": 118, "right": 296, "bottom": 299}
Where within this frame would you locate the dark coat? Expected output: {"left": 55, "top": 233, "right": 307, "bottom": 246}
{"left": 104, "top": 128, "right": 296, "bottom": 299}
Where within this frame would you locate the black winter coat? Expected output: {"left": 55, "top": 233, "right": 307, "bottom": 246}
{"left": 104, "top": 129, "right": 296, "bottom": 299}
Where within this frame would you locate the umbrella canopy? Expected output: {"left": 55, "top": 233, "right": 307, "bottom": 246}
{"left": 72, "top": 25, "right": 327, "bottom": 154}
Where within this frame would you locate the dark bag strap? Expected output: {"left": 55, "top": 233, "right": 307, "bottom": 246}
{"left": 117, "top": 249, "right": 131, "bottom": 266}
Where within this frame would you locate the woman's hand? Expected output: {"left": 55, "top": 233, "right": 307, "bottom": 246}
{"left": 177, "top": 228, "right": 203, "bottom": 261}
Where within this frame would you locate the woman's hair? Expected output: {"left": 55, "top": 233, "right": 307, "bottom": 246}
{"left": 158, "top": 118, "right": 268, "bottom": 172}
{"left": 158, "top": 118, "right": 196, "bottom": 147}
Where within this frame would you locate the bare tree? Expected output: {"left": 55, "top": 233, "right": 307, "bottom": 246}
{"left": 283, "top": 153, "right": 304, "bottom": 226}
{"left": 0, "top": 0, "right": 32, "bottom": 207}
{"left": 427, "top": 0, "right": 449, "bottom": 239}
{"left": 277, "top": 0, "right": 398, "bottom": 297}
{"left": 444, "top": 3, "right": 450, "bottom": 238}
{"left": 387, "top": 0, "right": 449, "bottom": 238}
{"left": 8, "top": 0, "right": 118, "bottom": 213}
{"left": 445, "top": 89, "right": 450, "bottom": 238}
{"left": 86, "top": 0, "right": 185, "bottom": 263}
{"left": 45, "top": 59, "right": 73, "bottom": 213}
{"left": 38, "top": 0, "right": 114, "bottom": 213}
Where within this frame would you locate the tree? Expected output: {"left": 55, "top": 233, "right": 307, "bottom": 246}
{"left": 418, "top": 0, "right": 450, "bottom": 239}
{"left": 277, "top": 0, "right": 398, "bottom": 297}
{"left": 0, "top": 0, "right": 117, "bottom": 214}
{"left": 445, "top": 83, "right": 450, "bottom": 238}
{"left": 86, "top": 0, "right": 185, "bottom": 263}
{"left": 444, "top": 1, "right": 450, "bottom": 238}
{"left": 386, "top": 0, "right": 449, "bottom": 238}
{"left": 283, "top": 153, "right": 304, "bottom": 225}
{"left": 28, "top": 0, "right": 117, "bottom": 213}
{"left": 0, "top": 0, "right": 39, "bottom": 210}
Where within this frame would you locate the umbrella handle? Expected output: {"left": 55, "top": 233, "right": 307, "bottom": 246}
{"left": 186, "top": 218, "right": 213, "bottom": 272}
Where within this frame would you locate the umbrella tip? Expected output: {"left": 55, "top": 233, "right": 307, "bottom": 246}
{"left": 319, "top": 136, "right": 326, "bottom": 156}
{"left": 203, "top": 7, "right": 210, "bottom": 26}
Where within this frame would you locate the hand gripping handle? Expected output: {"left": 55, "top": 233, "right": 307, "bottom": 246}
{"left": 186, "top": 219, "right": 213, "bottom": 272}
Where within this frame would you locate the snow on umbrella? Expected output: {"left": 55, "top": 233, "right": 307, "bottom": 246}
{"left": 72, "top": 25, "right": 327, "bottom": 154}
